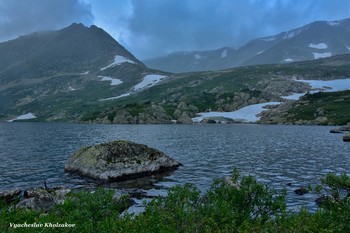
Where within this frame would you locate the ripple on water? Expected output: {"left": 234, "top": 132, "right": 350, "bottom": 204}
{"left": 1, "top": 123, "right": 350, "bottom": 212}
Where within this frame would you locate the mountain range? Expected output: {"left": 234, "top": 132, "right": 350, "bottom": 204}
{"left": 0, "top": 23, "right": 166, "bottom": 122}
{"left": 0, "top": 20, "right": 349, "bottom": 125}
{"left": 143, "top": 18, "right": 350, "bottom": 73}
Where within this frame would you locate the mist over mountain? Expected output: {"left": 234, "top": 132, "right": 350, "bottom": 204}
{"left": 0, "top": 21, "right": 349, "bottom": 126}
{"left": 0, "top": 23, "right": 144, "bottom": 82}
{"left": 0, "top": 23, "right": 160, "bottom": 121}
{"left": 143, "top": 18, "right": 350, "bottom": 73}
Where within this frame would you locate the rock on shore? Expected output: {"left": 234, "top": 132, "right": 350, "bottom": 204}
{"left": 0, "top": 186, "right": 71, "bottom": 212}
{"left": 65, "top": 140, "right": 181, "bottom": 181}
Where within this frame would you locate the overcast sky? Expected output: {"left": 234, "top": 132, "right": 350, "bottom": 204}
{"left": 0, "top": 0, "right": 349, "bottom": 59}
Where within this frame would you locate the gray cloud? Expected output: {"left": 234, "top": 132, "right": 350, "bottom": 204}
{"left": 0, "top": 0, "right": 93, "bottom": 41}
{"left": 0, "top": 0, "right": 349, "bottom": 59}
{"left": 123, "top": 0, "right": 350, "bottom": 59}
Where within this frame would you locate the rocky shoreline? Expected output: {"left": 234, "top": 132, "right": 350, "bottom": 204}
{"left": 1, "top": 140, "right": 182, "bottom": 213}
{"left": 0, "top": 185, "right": 135, "bottom": 214}
{"left": 329, "top": 123, "right": 350, "bottom": 142}
{"left": 0, "top": 186, "right": 71, "bottom": 212}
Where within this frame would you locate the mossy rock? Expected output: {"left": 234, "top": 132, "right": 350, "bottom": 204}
{"left": 65, "top": 140, "right": 181, "bottom": 181}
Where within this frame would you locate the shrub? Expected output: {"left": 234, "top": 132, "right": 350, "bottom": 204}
{"left": 1, "top": 172, "right": 350, "bottom": 232}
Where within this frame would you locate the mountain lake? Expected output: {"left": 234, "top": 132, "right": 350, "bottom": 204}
{"left": 1, "top": 122, "right": 349, "bottom": 212}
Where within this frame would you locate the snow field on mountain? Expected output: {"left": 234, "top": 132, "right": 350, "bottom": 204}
{"left": 308, "top": 43, "right": 328, "bottom": 49}
{"left": 99, "top": 76, "right": 123, "bottom": 86}
{"left": 192, "top": 102, "right": 281, "bottom": 123}
{"left": 194, "top": 78, "right": 350, "bottom": 123}
{"left": 7, "top": 113, "right": 37, "bottom": 122}
{"left": 100, "top": 55, "right": 136, "bottom": 71}
{"left": 221, "top": 49, "right": 227, "bottom": 58}
{"left": 194, "top": 54, "right": 202, "bottom": 60}
{"left": 133, "top": 75, "right": 168, "bottom": 91}
{"left": 100, "top": 74, "right": 168, "bottom": 101}
{"left": 298, "top": 79, "right": 350, "bottom": 92}
{"left": 313, "top": 52, "right": 332, "bottom": 59}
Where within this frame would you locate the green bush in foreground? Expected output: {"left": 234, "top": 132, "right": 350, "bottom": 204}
{"left": 1, "top": 171, "right": 350, "bottom": 232}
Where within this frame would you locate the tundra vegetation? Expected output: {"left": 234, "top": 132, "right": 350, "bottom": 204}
{"left": 1, "top": 171, "right": 350, "bottom": 232}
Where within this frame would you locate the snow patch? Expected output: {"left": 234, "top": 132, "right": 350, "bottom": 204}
{"left": 100, "top": 55, "right": 136, "bottom": 71}
{"left": 327, "top": 20, "right": 341, "bottom": 26}
{"left": 308, "top": 43, "right": 328, "bottom": 49}
{"left": 133, "top": 74, "right": 168, "bottom": 91}
{"left": 221, "top": 49, "right": 227, "bottom": 58}
{"left": 283, "top": 28, "right": 304, "bottom": 40}
{"left": 192, "top": 102, "right": 281, "bottom": 123}
{"left": 346, "top": 46, "right": 350, "bottom": 51}
{"left": 260, "top": 37, "right": 275, "bottom": 41}
{"left": 68, "top": 86, "right": 76, "bottom": 91}
{"left": 194, "top": 54, "right": 202, "bottom": 60}
{"left": 100, "top": 93, "right": 131, "bottom": 101}
{"left": 283, "top": 31, "right": 296, "bottom": 39}
{"left": 281, "top": 93, "right": 307, "bottom": 100}
{"left": 194, "top": 77, "right": 350, "bottom": 122}
{"left": 284, "top": 58, "right": 293, "bottom": 62}
{"left": 8, "top": 113, "right": 37, "bottom": 122}
{"left": 297, "top": 79, "right": 350, "bottom": 92}
{"left": 100, "top": 74, "right": 168, "bottom": 101}
{"left": 283, "top": 78, "right": 350, "bottom": 100}
{"left": 80, "top": 71, "right": 89, "bottom": 75}
{"left": 313, "top": 52, "right": 332, "bottom": 59}
{"left": 99, "top": 76, "right": 123, "bottom": 86}
{"left": 256, "top": 51, "right": 264, "bottom": 55}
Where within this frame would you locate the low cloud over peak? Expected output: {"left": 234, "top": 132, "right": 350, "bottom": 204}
{"left": 0, "top": 0, "right": 349, "bottom": 59}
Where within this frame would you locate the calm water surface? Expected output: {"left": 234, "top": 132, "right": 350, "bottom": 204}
{"left": 1, "top": 122, "right": 349, "bottom": 211}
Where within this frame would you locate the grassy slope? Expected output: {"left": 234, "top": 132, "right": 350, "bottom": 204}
{"left": 287, "top": 90, "right": 350, "bottom": 125}
{"left": 1, "top": 54, "right": 350, "bottom": 123}
{"left": 80, "top": 55, "right": 350, "bottom": 123}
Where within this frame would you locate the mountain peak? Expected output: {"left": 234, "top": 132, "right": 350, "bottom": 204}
{"left": 0, "top": 23, "right": 144, "bottom": 80}
{"left": 144, "top": 18, "right": 350, "bottom": 73}
{"left": 69, "top": 22, "right": 86, "bottom": 27}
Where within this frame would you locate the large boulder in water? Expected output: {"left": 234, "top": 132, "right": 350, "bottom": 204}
{"left": 65, "top": 140, "right": 181, "bottom": 181}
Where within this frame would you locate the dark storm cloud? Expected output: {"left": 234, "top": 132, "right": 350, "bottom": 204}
{"left": 0, "top": 0, "right": 93, "bottom": 41}
{"left": 0, "top": 0, "right": 349, "bottom": 59}
{"left": 125, "top": 0, "right": 350, "bottom": 59}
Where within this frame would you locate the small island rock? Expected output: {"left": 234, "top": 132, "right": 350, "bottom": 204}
{"left": 294, "top": 187, "right": 309, "bottom": 195}
{"left": 65, "top": 140, "right": 181, "bottom": 181}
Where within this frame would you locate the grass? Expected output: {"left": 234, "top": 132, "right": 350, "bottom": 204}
{"left": 2, "top": 171, "right": 350, "bottom": 232}
{"left": 287, "top": 90, "right": 350, "bottom": 125}
{"left": 2, "top": 54, "right": 350, "bottom": 124}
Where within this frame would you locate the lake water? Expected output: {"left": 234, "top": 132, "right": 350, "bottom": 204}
{"left": 1, "top": 122, "right": 349, "bottom": 211}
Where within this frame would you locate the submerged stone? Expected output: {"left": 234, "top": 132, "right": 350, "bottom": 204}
{"left": 294, "top": 187, "right": 309, "bottom": 195}
{"left": 330, "top": 128, "right": 342, "bottom": 133}
{"left": 64, "top": 140, "right": 182, "bottom": 181}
